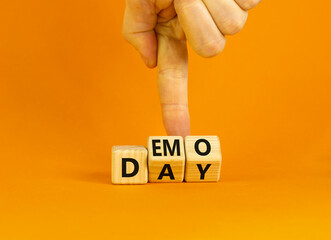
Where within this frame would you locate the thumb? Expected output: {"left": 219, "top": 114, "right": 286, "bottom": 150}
{"left": 122, "top": 0, "right": 157, "bottom": 68}
{"left": 156, "top": 20, "right": 190, "bottom": 138}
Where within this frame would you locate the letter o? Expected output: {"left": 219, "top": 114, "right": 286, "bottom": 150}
{"left": 194, "top": 139, "right": 211, "bottom": 156}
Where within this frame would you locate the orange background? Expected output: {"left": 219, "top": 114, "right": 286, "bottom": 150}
{"left": 1, "top": 0, "right": 331, "bottom": 239}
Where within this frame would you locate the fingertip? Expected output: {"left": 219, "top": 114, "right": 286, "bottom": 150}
{"left": 196, "top": 37, "right": 226, "bottom": 58}
{"left": 142, "top": 55, "right": 157, "bottom": 68}
{"left": 162, "top": 105, "right": 191, "bottom": 138}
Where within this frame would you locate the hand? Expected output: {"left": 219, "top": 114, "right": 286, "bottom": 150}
{"left": 122, "top": 0, "right": 261, "bottom": 137}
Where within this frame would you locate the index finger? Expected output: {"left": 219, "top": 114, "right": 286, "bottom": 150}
{"left": 156, "top": 21, "right": 191, "bottom": 137}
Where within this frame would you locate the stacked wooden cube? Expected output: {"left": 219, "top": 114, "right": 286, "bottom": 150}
{"left": 112, "top": 136, "right": 222, "bottom": 184}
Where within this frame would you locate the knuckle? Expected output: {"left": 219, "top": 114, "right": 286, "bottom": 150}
{"left": 121, "top": 28, "right": 134, "bottom": 44}
{"left": 174, "top": 0, "right": 196, "bottom": 12}
{"left": 158, "top": 68, "right": 187, "bottom": 81}
{"left": 199, "top": 38, "right": 226, "bottom": 58}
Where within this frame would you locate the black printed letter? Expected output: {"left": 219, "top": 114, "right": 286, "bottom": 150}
{"left": 163, "top": 139, "right": 180, "bottom": 156}
{"left": 122, "top": 158, "right": 139, "bottom": 177}
{"left": 194, "top": 139, "right": 211, "bottom": 156}
{"left": 197, "top": 164, "right": 211, "bottom": 180}
{"left": 158, "top": 164, "right": 175, "bottom": 180}
{"left": 152, "top": 139, "right": 162, "bottom": 156}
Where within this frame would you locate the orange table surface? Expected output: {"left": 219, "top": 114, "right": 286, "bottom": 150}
{"left": 1, "top": 0, "right": 331, "bottom": 239}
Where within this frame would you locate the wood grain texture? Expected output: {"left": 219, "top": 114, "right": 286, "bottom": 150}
{"left": 147, "top": 136, "right": 185, "bottom": 183}
{"left": 184, "top": 136, "right": 222, "bottom": 182}
{"left": 112, "top": 145, "right": 148, "bottom": 184}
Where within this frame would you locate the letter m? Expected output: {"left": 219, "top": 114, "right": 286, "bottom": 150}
{"left": 163, "top": 139, "right": 180, "bottom": 156}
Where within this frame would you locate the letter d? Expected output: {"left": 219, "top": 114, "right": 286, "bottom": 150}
{"left": 122, "top": 158, "right": 139, "bottom": 177}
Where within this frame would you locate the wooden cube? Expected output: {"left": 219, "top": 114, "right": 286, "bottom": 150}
{"left": 184, "top": 136, "right": 222, "bottom": 182}
{"left": 147, "top": 136, "right": 185, "bottom": 183}
{"left": 112, "top": 146, "right": 148, "bottom": 184}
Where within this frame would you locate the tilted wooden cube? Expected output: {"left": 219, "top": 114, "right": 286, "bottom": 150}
{"left": 184, "top": 136, "right": 222, "bottom": 182}
{"left": 112, "top": 146, "right": 148, "bottom": 184}
{"left": 147, "top": 136, "right": 185, "bottom": 183}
